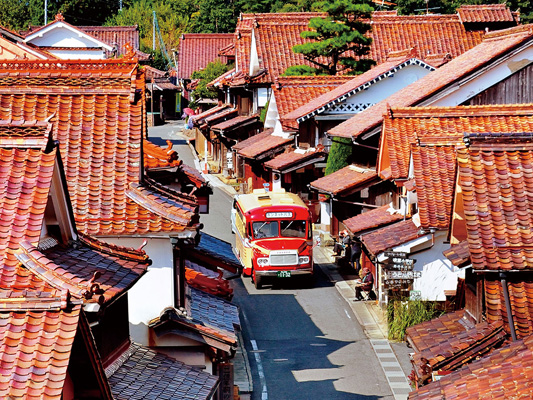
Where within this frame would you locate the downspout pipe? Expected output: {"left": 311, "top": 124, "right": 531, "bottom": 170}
{"left": 500, "top": 272, "right": 517, "bottom": 342}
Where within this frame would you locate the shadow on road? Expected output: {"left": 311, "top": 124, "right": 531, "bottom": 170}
{"left": 147, "top": 135, "right": 189, "bottom": 147}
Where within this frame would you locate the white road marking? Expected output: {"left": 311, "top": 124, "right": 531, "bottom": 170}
{"left": 344, "top": 309, "right": 352, "bottom": 319}
{"left": 251, "top": 339, "right": 268, "bottom": 399}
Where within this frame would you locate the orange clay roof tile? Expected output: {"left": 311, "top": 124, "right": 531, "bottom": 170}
{"left": 0, "top": 305, "right": 81, "bottom": 400}
{"left": 236, "top": 131, "right": 293, "bottom": 160}
{"left": 409, "top": 334, "right": 533, "bottom": 399}
{"left": 309, "top": 164, "right": 378, "bottom": 196}
{"left": 233, "top": 7, "right": 510, "bottom": 87}
{"left": 273, "top": 76, "right": 353, "bottom": 125}
{"left": 343, "top": 204, "right": 404, "bottom": 235}
{"left": 381, "top": 104, "right": 533, "bottom": 230}
{"left": 457, "top": 132, "right": 533, "bottom": 272}
{"left": 360, "top": 219, "right": 422, "bottom": 257}
{"left": 330, "top": 25, "right": 533, "bottom": 139}
{"left": 442, "top": 240, "right": 471, "bottom": 267}
{"left": 177, "top": 33, "right": 235, "bottom": 80}
{"left": 263, "top": 146, "right": 326, "bottom": 172}
{"left": 0, "top": 60, "right": 200, "bottom": 236}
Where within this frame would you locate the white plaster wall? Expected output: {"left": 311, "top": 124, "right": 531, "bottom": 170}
{"left": 328, "top": 64, "right": 433, "bottom": 114}
{"left": 48, "top": 49, "right": 105, "bottom": 60}
{"left": 28, "top": 27, "right": 97, "bottom": 48}
{"left": 99, "top": 236, "right": 174, "bottom": 345}
{"left": 264, "top": 93, "right": 278, "bottom": 129}
{"left": 411, "top": 231, "right": 465, "bottom": 301}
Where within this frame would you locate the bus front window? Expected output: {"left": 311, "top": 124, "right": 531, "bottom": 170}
{"left": 253, "top": 221, "right": 279, "bottom": 239}
{"left": 280, "top": 220, "right": 306, "bottom": 238}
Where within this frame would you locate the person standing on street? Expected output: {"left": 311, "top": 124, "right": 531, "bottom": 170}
{"left": 350, "top": 237, "right": 362, "bottom": 274}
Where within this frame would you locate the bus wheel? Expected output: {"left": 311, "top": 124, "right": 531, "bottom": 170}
{"left": 253, "top": 272, "right": 263, "bottom": 290}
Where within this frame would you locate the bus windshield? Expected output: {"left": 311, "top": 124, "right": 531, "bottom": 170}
{"left": 280, "top": 220, "right": 306, "bottom": 238}
{"left": 253, "top": 221, "right": 279, "bottom": 239}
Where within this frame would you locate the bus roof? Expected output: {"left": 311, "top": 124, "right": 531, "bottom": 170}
{"left": 236, "top": 189, "right": 308, "bottom": 214}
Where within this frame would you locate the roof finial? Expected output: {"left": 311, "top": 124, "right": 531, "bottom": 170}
{"left": 55, "top": 12, "right": 64, "bottom": 22}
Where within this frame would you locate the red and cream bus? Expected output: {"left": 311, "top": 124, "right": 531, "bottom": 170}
{"left": 231, "top": 188, "right": 314, "bottom": 289}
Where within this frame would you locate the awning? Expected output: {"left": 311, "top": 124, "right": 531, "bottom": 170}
{"left": 309, "top": 164, "right": 379, "bottom": 197}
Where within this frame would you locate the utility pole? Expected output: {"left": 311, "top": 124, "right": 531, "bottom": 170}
{"left": 153, "top": 11, "right": 156, "bottom": 51}
{"left": 44, "top": 0, "right": 48, "bottom": 24}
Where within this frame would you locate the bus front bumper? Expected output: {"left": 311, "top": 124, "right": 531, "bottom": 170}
{"left": 255, "top": 268, "right": 313, "bottom": 278}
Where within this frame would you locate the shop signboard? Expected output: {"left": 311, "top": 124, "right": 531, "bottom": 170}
{"left": 382, "top": 251, "right": 420, "bottom": 288}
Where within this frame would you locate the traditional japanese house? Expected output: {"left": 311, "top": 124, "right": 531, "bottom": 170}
{"left": 0, "top": 56, "right": 241, "bottom": 391}
{"left": 0, "top": 120, "right": 220, "bottom": 399}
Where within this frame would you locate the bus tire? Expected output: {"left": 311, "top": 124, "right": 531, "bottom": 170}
{"left": 254, "top": 273, "right": 263, "bottom": 290}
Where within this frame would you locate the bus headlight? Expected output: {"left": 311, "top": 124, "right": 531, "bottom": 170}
{"left": 298, "top": 256, "right": 310, "bottom": 264}
{"left": 257, "top": 257, "right": 270, "bottom": 266}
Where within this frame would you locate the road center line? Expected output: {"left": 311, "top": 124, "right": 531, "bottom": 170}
{"left": 251, "top": 339, "right": 268, "bottom": 400}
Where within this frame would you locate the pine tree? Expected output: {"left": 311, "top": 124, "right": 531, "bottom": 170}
{"left": 292, "top": 0, "right": 375, "bottom": 75}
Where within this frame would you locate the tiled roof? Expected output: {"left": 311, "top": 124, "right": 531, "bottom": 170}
{"left": 144, "top": 139, "right": 180, "bottom": 169}
{"left": 177, "top": 33, "right": 234, "bottom": 80}
{"left": 457, "top": 132, "right": 533, "bottom": 271}
{"left": 189, "top": 232, "right": 242, "bottom": 274}
{"left": 0, "top": 304, "right": 81, "bottom": 399}
{"left": 442, "top": 240, "right": 471, "bottom": 267}
{"left": 309, "top": 164, "right": 378, "bottom": 196}
{"left": 343, "top": 204, "right": 404, "bottom": 236}
{"left": 191, "top": 105, "right": 237, "bottom": 130}
{"left": 186, "top": 260, "right": 233, "bottom": 299}
{"left": 186, "top": 287, "right": 240, "bottom": 345}
{"left": 107, "top": 342, "right": 218, "bottom": 400}
{"left": 236, "top": 131, "right": 293, "bottom": 160}
{"left": 329, "top": 25, "right": 533, "bottom": 139}
{"left": 150, "top": 287, "right": 240, "bottom": 351}
{"left": 0, "top": 59, "right": 201, "bottom": 236}
{"left": 409, "top": 334, "right": 533, "bottom": 400}
{"left": 0, "top": 123, "right": 57, "bottom": 289}
{"left": 457, "top": 4, "right": 516, "bottom": 23}
{"left": 79, "top": 25, "right": 146, "bottom": 58}
{"left": 178, "top": 163, "right": 207, "bottom": 189}
{"left": 406, "top": 310, "right": 475, "bottom": 353}
{"left": 485, "top": 279, "right": 533, "bottom": 339}
{"left": 282, "top": 53, "right": 435, "bottom": 124}
{"left": 126, "top": 178, "right": 199, "bottom": 228}
{"left": 210, "top": 114, "right": 261, "bottom": 133}
{"left": 236, "top": 13, "right": 325, "bottom": 85}
{"left": 17, "top": 235, "right": 150, "bottom": 306}
{"left": 264, "top": 146, "right": 326, "bottom": 172}
{"left": 410, "top": 320, "right": 505, "bottom": 383}
{"left": 234, "top": 6, "right": 509, "bottom": 86}
{"left": 232, "top": 129, "right": 272, "bottom": 151}
{"left": 360, "top": 219, "right": 421, "bottom": 257}
{"left": 273, "top": 75, "right": 353, "bottom": 124}
{"left": 381, "top": 104, "right": 533, "bottom": 229}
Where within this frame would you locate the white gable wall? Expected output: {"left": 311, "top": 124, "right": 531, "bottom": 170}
{"left": 324, "top": 64, "right": 433, "bottom": 116}
{"left": 98, "top": 236, "right": 175, "bottom": 345}
{"left": 47, "top": 49, "right": 105, "bottom": 60}
{"left": 428, "top": 46, "right": 533, "bottom": 107}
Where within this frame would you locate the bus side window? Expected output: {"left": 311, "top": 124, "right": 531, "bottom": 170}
{"left": 308, "top": 221, "right": 312, "bottom": 240}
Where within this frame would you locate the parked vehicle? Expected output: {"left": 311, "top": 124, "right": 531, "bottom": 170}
{"left": 231, "top": 188, "right": 314, "bottom": 289}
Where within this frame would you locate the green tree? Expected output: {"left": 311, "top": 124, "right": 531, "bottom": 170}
{"left": 106, "top": 0, "right": 191, "bottom": 69}
{"left": 190, "top": 59, "right": 232, "bottom": 100}
{"left": 291, "top": 0, "right": 375, "bottom": 76}
{"left": 325, "top": 137, "right": 352, "bottom": 175}
{"left": 190, "top": 0, "right": 236, "bottom": 33}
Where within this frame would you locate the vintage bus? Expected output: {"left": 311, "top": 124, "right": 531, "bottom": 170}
{"left": 231, "top": 188, "right": 314, "bottom": 289}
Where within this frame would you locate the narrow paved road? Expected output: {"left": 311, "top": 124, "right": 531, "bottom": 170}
{"left": 149, "top": 122, "right": 399, "bottom": 400}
